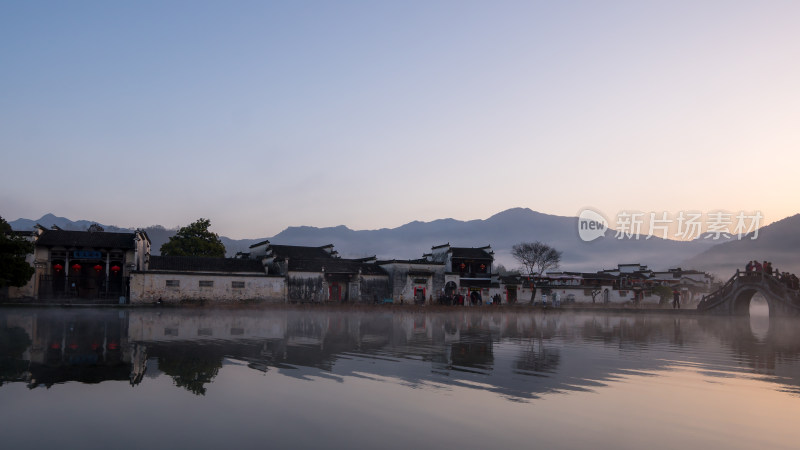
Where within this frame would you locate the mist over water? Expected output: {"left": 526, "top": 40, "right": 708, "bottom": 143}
{"left": 1, "top": 307, "right": 799, "bottom": 450}
{"left": 749, "top": 294, "right": 770, "bottom": 340}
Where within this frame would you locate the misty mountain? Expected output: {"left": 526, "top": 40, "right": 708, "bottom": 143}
{"left": 683, "top": 214, "right": 800, "bottom": 277}
{"left": 10, "top": 208, "right": 777, "bottom": 274}
{"left": 265, "top": 208, "right": 723, "bottom": 272}
{"left": 7, "top": 215, "right": 262, "bottom": 257}
{"left": 8, "top": 213, "right": 131, "bottom": 233}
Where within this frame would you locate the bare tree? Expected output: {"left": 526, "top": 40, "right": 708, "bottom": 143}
{"left": 511, "top": 241, "right": 562, "bottom": 276}
{"left": 511, "top": 241, "right": 562, "bottom": 305}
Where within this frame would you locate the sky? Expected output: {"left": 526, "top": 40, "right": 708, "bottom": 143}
{"left": 2, "top": 1, "right": 799, "bottom": 239}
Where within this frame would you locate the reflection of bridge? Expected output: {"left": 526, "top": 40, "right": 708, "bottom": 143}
{"left": 697, "top": 271, "right": 800, "bottom": 316}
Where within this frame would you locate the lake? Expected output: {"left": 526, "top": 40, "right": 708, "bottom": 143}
{"left": 1, "top": 306, "right": 799, "bottom": 449}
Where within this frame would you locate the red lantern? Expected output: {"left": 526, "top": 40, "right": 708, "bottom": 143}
{"left": 71, "top": 264, "right": 81, "bottom": 272}
{"left": 53, "top": 263, "right": 63, "bottom": 272}
{"left": 111, "top": 265, "right": 121, "bottom": 273}
{"left": 460, "top": 263, "right": 466, "bottom": 270}
{"left": 93, "top": 264, "right": 103, "bottom": 272}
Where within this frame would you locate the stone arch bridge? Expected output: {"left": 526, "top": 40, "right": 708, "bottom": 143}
{"left": 697, "top": 270, "right": 800, "bottom": 316}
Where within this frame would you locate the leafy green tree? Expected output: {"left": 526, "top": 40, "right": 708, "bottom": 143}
{"left": 160, "top": 218, "right": 226, "bottom": 257}
{"left": 0, "top": 216, "right": 35, "bottom": 288}
{"left": 652, "top": 285, "right": 674, "bottom": 306}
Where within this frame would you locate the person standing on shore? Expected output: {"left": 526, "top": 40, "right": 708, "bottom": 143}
{"left": 672, "top": 291, "right": 681, "bottom": 309}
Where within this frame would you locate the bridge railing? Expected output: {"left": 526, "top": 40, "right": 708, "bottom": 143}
{"left": 698, "top": 271, "right": 740, "bottom": 310}
{"left": 699, "top": 269, "right": 800, "bottom": 311}
{"left": 764, "top": 273, "right": 800, "bottom": 306}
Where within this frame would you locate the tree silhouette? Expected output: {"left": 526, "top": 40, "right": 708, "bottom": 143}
{"left": 157, "top": 346, "right": 223, "bottom": 396}
{"left": 0, "top": 216, "right": 35, "bottom": 289}
{"left": 511, "top": 241, "right": 561, "bottom": 276}
{"left": 160, "top": 218, "right": 225, "bottom": 258}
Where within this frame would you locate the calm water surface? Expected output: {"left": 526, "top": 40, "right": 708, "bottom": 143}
{"left": 1, "top": 307, "right": 799, "bottom": 449}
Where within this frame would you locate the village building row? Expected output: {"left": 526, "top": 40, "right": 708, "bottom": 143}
{"left": 5, "top": 227, "right": 714, "bottom": 305}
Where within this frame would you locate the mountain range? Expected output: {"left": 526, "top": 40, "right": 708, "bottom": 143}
{"left": 8, "top": 209, "right": 799, "bottom": 277}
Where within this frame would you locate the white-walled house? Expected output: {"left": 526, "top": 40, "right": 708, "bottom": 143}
{"left": 378, "top": 259, "right": 446, "bottom": 303}
{"left": 130, "top": 256, "right": 284, "bottom": 304}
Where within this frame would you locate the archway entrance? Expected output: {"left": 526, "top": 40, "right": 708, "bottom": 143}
{"left": 444, "top": 281, "right": 457, "bottom": 298}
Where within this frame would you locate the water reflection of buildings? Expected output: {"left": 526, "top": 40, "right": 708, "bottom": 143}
{"left": 2, "top": 309, "right": 800, "bottom": 400}
{"left": 1, "top": 309, "right": 132, "bottom": 388}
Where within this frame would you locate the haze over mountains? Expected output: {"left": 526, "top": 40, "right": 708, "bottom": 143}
{"left": 684, "top": 213, "right": 800, "bottom": 277}
{"left": 9, "top": 209, "right": 799, "bottom": 276}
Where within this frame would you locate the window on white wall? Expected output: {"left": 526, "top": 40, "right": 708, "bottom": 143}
{"left": 232, "top": 281, "right": 245, "bottom": 289}
{"left": 199, "top": 280, "right": 214, "bottom": 288}
{"left": 166, "top": 280, "right": 179, "bottom": 288}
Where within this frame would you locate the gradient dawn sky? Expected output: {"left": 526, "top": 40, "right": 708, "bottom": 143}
{"left": 2, "top": 1, "right": 798, "bottom": 238}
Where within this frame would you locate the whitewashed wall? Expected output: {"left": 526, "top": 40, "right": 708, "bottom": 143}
{"left": 130, "top": 272, "right": 285, "bottom": 304}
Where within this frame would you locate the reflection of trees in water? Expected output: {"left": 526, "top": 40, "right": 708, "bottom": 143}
{"left": 10, "top": 308, "right": 800, "bottom": 400}
{"left": 515, "top": 340, "right": 560, "bottom": 375}
{"left": 154, "top": 344, "right": 226, "bottom": 396}
{"left": 451, "top": 332, "right": 493, "bottom": 369}
{"left": 0, "top": 326, "right": 31, "bottom": 386}
{"left": 578, "top": 315, "right": 693, "bottom": 348}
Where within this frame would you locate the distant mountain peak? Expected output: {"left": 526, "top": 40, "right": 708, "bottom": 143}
{"left": 9, "top": 208, "right": 796, "bottom": 274}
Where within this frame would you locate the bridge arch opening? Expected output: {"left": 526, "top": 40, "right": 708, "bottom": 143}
{"left": 749, "top": 293, "right": 770, "bottom": 340}
{"left": 733, "top": 289, "right": 772, "bottom": 316}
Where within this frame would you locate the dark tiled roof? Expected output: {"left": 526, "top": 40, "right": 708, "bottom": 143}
{"left": 287, "top": 258, "right": 387, "bottom": 276}
{"left": 149, "top": 256, "right": 265, "bottom": 273}
{"left": 36, "top": 230, "right": 138, "bottom": 249}
{"left": 269, "top": 245, "right": 334, "bottom": 260}
{"left": 248, "top": 239, "right": 270, "bottom": 248}
{"left": 628, "top": 271, "right": 653, "bottom": 279}
{"left": 450, "top": 247, "right": 493, "bottom": 259}
{"left": 582, "top": 273, "right": 618, "bottom": 280}
{"left": 500, "top": 275, "right": 522, "bottom": 284}
{"left": 377, "top": 258, "right": 444, "bottom": 265}
{"left": 407, "top": 270, "right": 433, "bottom": 276}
